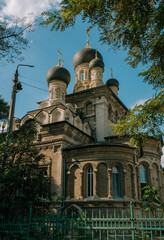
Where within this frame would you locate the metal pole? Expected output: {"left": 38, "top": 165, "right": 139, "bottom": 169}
{"left": 7, "top": 64, "right": 34, "bottom": 144}
{"left": 7, "top": 69, "right": 18, "bottom": 141}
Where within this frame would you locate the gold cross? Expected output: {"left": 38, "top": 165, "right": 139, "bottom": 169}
{"left": 95, "top": 47, "right": 98, "bottom": 58}
{"left": 57, "top": 48, "right": 62, "bottom": 66}
{"left": 111, "top": 66, "right": 113, "bottom": 78}
{"left": 86, "top": 27, "right": 90, "bottom": 41}
{"left": 61, "top": 58, "right": 64, "bottom": 67}
{"left": 86, "top": 27, "right": 92, "bottom": 47}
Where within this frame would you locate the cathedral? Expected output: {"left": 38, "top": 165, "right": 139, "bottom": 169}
{"left": 13, "top": 39, "right": 164, "bottom": 213}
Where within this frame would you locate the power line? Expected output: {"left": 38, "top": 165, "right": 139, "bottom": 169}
{"left": 0, "top": 78, "right": 12, "bottom": 84}
{"left": 20, "top": 81, "right": 48, "bottom": 93}
{"left": 19, "top": 75, "right": 45, "bottom": 85}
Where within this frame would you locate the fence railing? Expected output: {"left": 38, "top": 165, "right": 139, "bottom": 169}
{"left": 0, "top": 203, "right": 164, "bottom": 240}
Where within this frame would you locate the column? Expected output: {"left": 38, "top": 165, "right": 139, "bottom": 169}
{"left": 108, "top": 168, "right": 112, "bottom": 199}
{"left": 132, "top": 169, "right": 137, "bottom": 200}
{"left": 66, "top": 171, "right": 71, "bottom": 200}
{"left": 123, "top": 168, "right": 127, "bottom": 199}
{"left": 158, "top": 168, "right": 162, "bottom": 199}
{"left": 149, "top": 167, "right": 153, "bottom": 185}
{"left": 79, "top": 169, "right": 83, "bottom": 199}
{"left": 93, "top": 168, "right": 98, "bottom": 198}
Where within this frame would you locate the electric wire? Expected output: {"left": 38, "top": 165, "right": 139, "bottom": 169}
{"left": 19, "top": 75, "right": 45, "bottom": 85}
{"left": 20, "top": 81, "right": 49, "bottom": 93}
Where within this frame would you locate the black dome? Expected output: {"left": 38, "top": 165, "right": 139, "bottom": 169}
{"left": 46, "top": 66, "right": 70, "bottom": 85}
{"left": 73, "top": 47, "right": 103, "bottom": 69}
{"left": 89, "top": 58, "right": 104, "bottom": 71}
{"left": 106, "top": 78, "right": 119, "bottom": 88}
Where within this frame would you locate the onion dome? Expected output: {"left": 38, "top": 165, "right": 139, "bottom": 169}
{"left": 89, "top": 58, "right": 104, "bottom": 71}
{"left": 106, "top": 78, "right": 119, "bottom": 88}
{"left": 46, "top": 66, "right": 71, "bottom": 86}
{"left": 73, "top": 47, "right": 103, "bottom": 69}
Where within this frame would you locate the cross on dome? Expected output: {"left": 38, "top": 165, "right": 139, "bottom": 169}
{"left": 111, "top": 66, "right": 113, "bottom": 78}
{"left": 86, "top": 27, "right": 91, "bottom": 48}
{"left": 95, "top": 47, "right": 98, "bottom": 59}
{"left": 61, "top": 58, "right": 64, "bottom": 67}
{"left": 57, "top": 48, "right": 62, "bottom": 66}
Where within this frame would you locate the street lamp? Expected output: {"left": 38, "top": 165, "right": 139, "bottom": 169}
{"left": 7, "top": 64, "right": 34, "bottom": 143}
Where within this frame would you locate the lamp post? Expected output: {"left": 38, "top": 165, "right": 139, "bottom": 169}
{"left": 7, "top": 64, "right": 34, "bottom": 143}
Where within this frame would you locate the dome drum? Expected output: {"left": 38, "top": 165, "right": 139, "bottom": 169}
{"left": 73, "top": 48, "right": 103, "bottom": 69}
{"left": 46, "top": 66, "right": 71, "bottom": 86}
{"left": 89, "top": 58, "right": 104, "bottom": 71}
{"left": 106, "top": 78, "right": 119, "bottom": 89}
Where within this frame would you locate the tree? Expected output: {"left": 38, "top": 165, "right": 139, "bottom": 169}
{"left": 112, "top": 89, "right": 164, "bottom": 147}
{"left": 0, "top": 120, "right": 50, "bottom": 216}
{"left": 41, "top": 0, "right": 164, "bottom": 145}
{"left": 0, "top": 95, "right": 9, "bottom": 121}
{"left": 0, "top": 16, "right": 34, "bottom": 63}
{"left": 142, "top": 185, "right": 164, "bottom": 215}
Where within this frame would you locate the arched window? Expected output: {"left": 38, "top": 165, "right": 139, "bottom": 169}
{"left": 86, "top": 102, "right": 93, "bottom": 115}
{"left": 81, "top": 71, "right": 84, "bottom": 80}
{"left": 62, "top": 92, "right": 65, "bottom": 100}
{"left": 51, "top": 90, "right": 54, "bottom": 99}
{"left": 87, "top": 167, "right": 93, "bottom": 197}
{"left": 140, "top": 165, "right": 147, "bottom": 196}
{"left": 113, "top": 167, "right": 121, "bottom": 198}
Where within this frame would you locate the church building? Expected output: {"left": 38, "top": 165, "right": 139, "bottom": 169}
{"left": 13, "top": 39, "right": 164, "bottom": 213}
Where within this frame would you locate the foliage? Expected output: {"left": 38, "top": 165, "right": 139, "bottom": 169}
{"left": 0, "top": 15, "right": 34, "bottom": 63}
{"left": 111, "top": 90, "right": 164, "bottom": 147}
{"left": 0, "top": 95, "right": 9, "bottom": 121}
{"left": 142, "top": 185, "right": 164, "bottom": 214}
{"left": 41, "top": 0, "right": 164, "bottom": 90}
{"left": 41, "top": 0, "right": 164, "bottom": 147}
{"left": 0, "top": 120, "right": 50, "bottom": 216}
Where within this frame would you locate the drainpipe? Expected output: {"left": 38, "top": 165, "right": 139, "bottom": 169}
{"left": 57, "top": 148, "right": 66, "bottom": 215}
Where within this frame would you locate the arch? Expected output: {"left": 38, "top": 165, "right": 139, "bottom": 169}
{"left": 51, "top": 108, "right": 64, "bottom": 122}
{"left": 81, "top": 71, "right": 85, "bottom": 80}
{"left": 63, "top": 204, "right": 83, "bottom": 218}
{"left": 111, "top": 163, "right": 123, "bottom": 198}
{"left": 66, "top": 103, "right": 75, "bottom": 112}
{"left": 41, "top": 103, "right": 49, "bottom": 108}
{"left": 86, "top": 101, "right": 94, "bottom": 115}
{"left": 83, "top": 122, "right": 91, "bottom": 136}
{"left": 74, "top": 116, "right": 82, "bottom": 130}
{"left": 65, "top": 109, "right": 73, "bottom": 124}
{"left": 38, "top": 101, "right": 49, "bottom": 109}
{"left": 77, "top": 86, "right": 85, "bottom": 92}
{"left": 70, "top": 165, "right": 81, "bottom": 199}
{"left": 21, "top": 114, "right": 33, "bottom": 125}
{"left": 36, "top": 111, "right": 48, "bottom": 125}
{"left": 87, "top": 167, "right": 93, "bottom": 197}
{"left": 83, "top": 164, "right": 93, "bottom": 198}
{"left": 97, "top": 163, "right": 108, "bottom": 197}
{"left": 139, "top": 163, "right": 148, "bottom": 197}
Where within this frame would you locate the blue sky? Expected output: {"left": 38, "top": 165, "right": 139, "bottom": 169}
{"left": 0, "top": 0, "right": 163, "bottom": 165}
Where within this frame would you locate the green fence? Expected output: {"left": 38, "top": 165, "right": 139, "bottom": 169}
{"left": 0, "top": 203, "right": 164, "bottom": 240}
